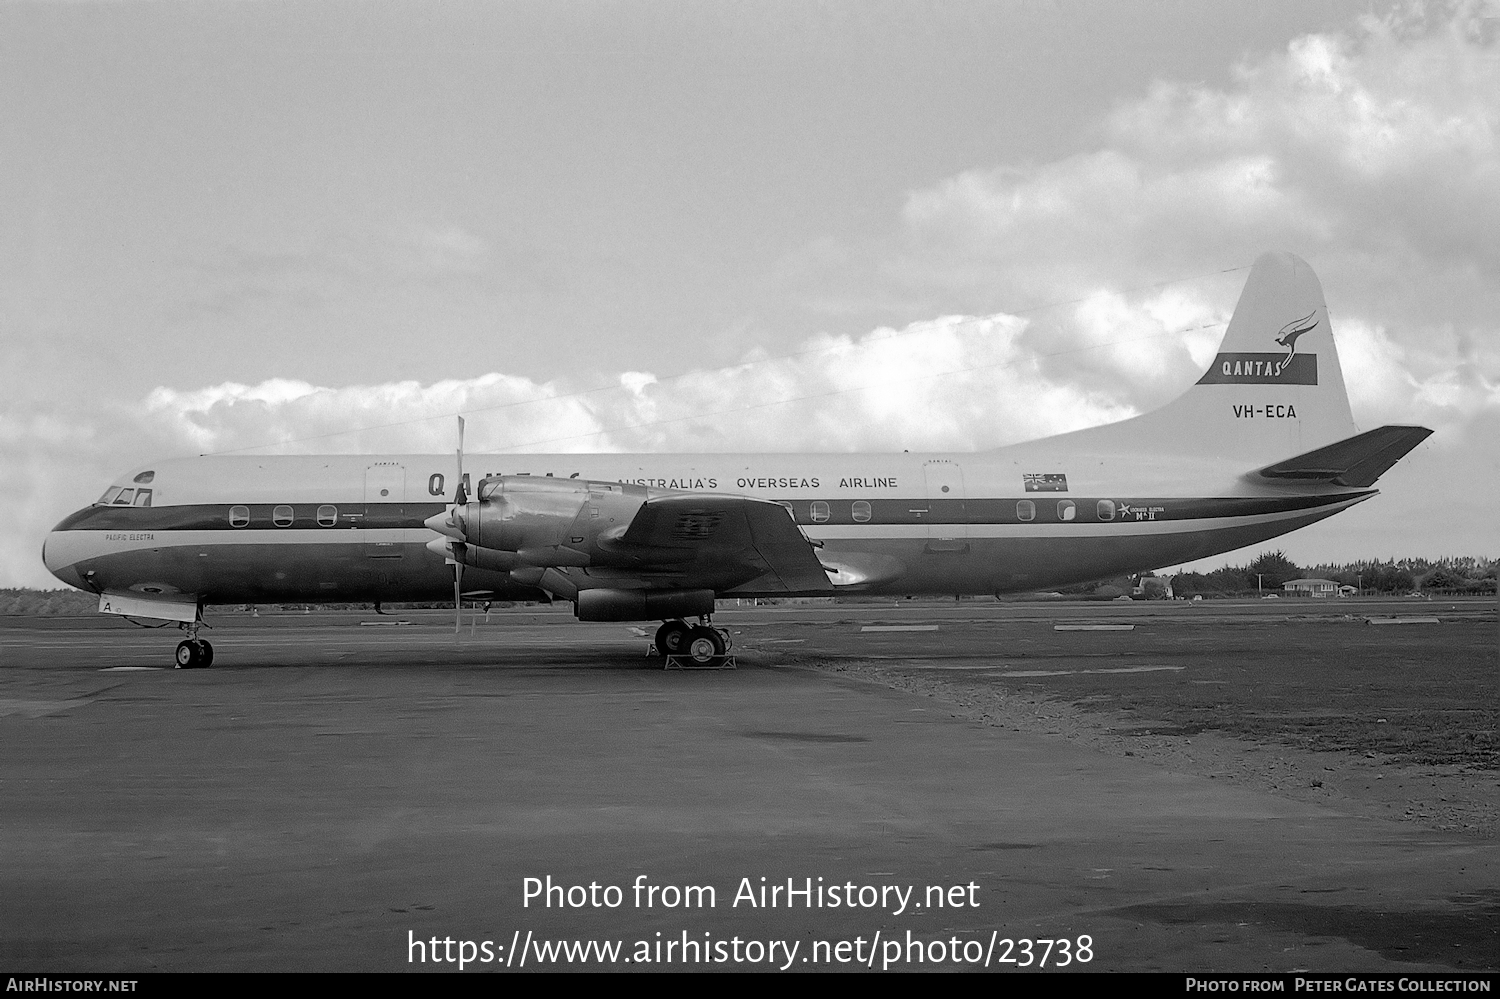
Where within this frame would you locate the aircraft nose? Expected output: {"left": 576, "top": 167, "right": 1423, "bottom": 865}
{"left": 42, "top": 532, "right": 85, "bottom": 589}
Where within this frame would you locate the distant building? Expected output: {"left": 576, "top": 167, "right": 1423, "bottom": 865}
{"left": 1131, "top": 574, "right": 1173, "bottom": 600}
{"left": 1283, "top": 578, "right": 1341, "bottom": 597}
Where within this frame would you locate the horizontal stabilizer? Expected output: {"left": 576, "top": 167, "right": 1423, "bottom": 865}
{"left": 1254, "top": 425, "right": 1432, "bottom": 487}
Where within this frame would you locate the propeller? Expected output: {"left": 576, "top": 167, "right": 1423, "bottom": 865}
{"left": 452, "top": 415, "right": 465, "bottom": 635}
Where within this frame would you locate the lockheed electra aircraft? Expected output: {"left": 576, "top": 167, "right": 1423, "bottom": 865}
{"left": 44, "top": 252, "right": 1430, "bottom": 667}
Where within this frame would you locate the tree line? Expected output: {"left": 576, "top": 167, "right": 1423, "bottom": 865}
{"left": 1167, "top": 552, "right": 1497, "bottom": 599}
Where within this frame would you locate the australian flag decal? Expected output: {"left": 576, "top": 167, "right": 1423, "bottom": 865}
{"left": 1023, "top": 473, "right": 1068, "bottom": 492}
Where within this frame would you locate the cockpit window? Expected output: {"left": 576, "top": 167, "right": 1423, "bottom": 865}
{"left": 133, "top": 489, "right": 152, "bottom": 507}
{"left": 97, "top": 487, "right": 123, "bottom": 505}
{"left": 112, "top": 488, "right": 135, "bottom": 505}
{"left": 133, "top": 470, "right": 155, "bottom": 484}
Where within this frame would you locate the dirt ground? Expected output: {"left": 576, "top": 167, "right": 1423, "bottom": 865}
{"left": 786, "top": 604, "right": 1498, "bottom": 839}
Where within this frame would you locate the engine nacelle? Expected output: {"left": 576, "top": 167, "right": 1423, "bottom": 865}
{"left": 451, "top": 476, "right": 648, "bottom": 557}
{"left": 575, "top": 588, "right": 715, "bottom": 622}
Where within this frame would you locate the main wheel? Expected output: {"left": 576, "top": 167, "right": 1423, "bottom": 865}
{"left": 175, "top": 640, "right": 200, "bottom": 669}
{"left": 685, "top": 626, "right": 726, "bottom": 664}
{"left": 655, "top": 620, "right": 691, "bottom": 657}
{"left": 197, "top": 640, "right": 214, "bottom": 668}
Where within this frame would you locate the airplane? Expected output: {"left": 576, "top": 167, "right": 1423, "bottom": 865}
{"left": 42, "top": 251, "right": 1432, "bottom": 668}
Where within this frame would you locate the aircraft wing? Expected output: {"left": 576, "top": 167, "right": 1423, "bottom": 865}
{"left": 613, "top": 493, "right": 834, "bottom": 594}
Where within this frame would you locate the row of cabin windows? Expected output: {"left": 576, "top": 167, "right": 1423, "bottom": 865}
{"left": 808, "top": 500, "right": 873, "bottom": 523}
{"left": 224, "top": 499, "right": 1123, "bottom": 528}
{"left": 806, "top": 499, "right": 1121, "bottom": 524}
{"left": 229, "top": 505, "right": 340, "bottom": 528}
{"left": 1017, "top": 500, "right": 1119, "bottom": 522}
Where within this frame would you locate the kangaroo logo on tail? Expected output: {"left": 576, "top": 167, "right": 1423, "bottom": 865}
{"left": 1274, "top": 311, "right": 1318, "bottom": 357}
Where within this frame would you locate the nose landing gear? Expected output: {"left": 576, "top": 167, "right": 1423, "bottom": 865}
{"left": 174, "top": 621, "right": 213, "bottom": 669}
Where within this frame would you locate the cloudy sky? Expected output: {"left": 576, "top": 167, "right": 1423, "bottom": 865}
{"left": 3, "top": 0, "right": 1497, "bottom": 588}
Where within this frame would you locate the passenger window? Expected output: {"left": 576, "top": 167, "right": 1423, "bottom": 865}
{"left": 852, "top": 500, "right": 871, "bottom": 523}
{"left": 273, "top": 505, "right": 294, "bottom": 527}
{"left": 317, "top": 504, "right": 338, "bottom": 527}
{"left": 1016, "top": 500, "right": 1035, "bottom": 522}
{"left": 98, "top": 487, "right": 123, "bottom": 505}
{"left": 133, "top": 489, "right": 152, "bottom": 507}
{"left": 1058, "top": 500, "right": 1076, "bottom": 522}
{"left": 229, "top": 506, "right": 250, "bottom": 528}
{"left": 112, "top": 489, "right": 134, "bottom": 505}
{"left": 1097, "top": 499, "right": 1115, "bottom": 522}
{"left": 811, "top": 501, "right": 830, "bottom": 523}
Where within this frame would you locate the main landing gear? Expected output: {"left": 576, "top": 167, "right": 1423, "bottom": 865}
{"left": 174, "top": 622, "right": 213, "bottom": 669}
{"left": 654, "top": 617, "right": 730, "bottom": 665}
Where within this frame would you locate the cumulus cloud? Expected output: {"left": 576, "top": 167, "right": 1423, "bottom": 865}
{"left": 880, "top": 3, "right": 1500, "bottom": 411}
{"left": 866, "top": 0, "right": 1499, "bottom": 564}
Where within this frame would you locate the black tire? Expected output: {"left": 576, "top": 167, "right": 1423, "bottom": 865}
{"left": 175, "top": 640, "right": 199, "bottom": 669}
{"left": 686, "top": 626, "right": 726, "bottom": 664}
{"left": 655, "top": 620, "right": 691, "bottom": 656}
{"left": 197, "top": 641, "right": 214, "bottom": 668}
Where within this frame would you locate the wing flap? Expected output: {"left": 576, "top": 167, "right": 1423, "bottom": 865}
{"left": 1254, "top": 425, "right": 1432, "bottom": 487}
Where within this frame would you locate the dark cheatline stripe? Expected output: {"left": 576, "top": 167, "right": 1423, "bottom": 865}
{"left": 52, "top": 491, "right": 1372, "bottom": 534}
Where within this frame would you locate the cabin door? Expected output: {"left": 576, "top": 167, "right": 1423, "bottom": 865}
{"left": 922, "top": 460, "right": 968, "bottom": 551}
{"left": 363, "top": 463, "right": 407, "bottom": 565}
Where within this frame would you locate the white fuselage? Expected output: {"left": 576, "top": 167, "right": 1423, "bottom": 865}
{"left": 43, "top": 444, "right": 1373, "bottom": 608}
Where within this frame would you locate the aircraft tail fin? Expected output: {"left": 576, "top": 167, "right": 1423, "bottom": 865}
{"left": 1078, "top": 251, "right": 1363, "bottom": 464}
{"left": 1253, "top": 425, "right": 1432, "bottom": 488}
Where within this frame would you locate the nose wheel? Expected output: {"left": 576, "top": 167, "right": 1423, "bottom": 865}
{"left": 174, "top": 639, "right": 213, "bottom": 669}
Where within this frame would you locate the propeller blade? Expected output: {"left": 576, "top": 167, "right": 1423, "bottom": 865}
{"left": 454, "top": 560, "right": 463, "bottom": 635}
{"left": 455, "top": 415, "right": 467, "bottom": 505}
